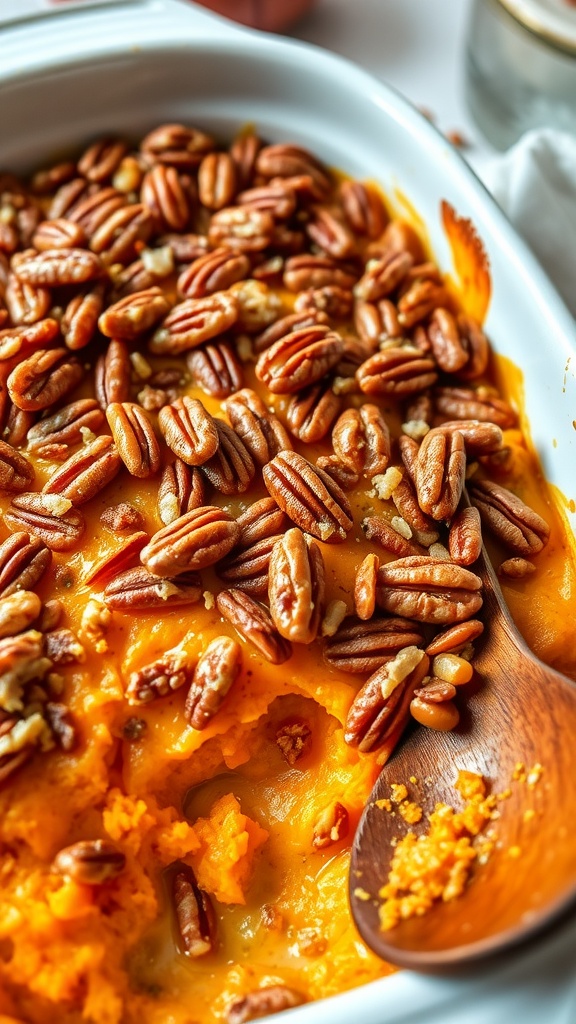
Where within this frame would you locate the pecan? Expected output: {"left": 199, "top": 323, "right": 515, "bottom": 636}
{"left": 223, "top": 388, "right": 292, "bottom": 467}
{"left": 126, "top": 646, "right": 194, "bottom": 703}
{"left": 376, "top": 556, "right": 483, "bottom": 624}
{"left": 5, "top": 494, "right": 85, "bottom": 552}
{"left": 5, "top": 273, "right": 51, "bottom": 326}
{"left": 294, "top": 283, "right": 353, "bottom": 320}
{"left": 78, "top": 137, "right": 128, "bottom": 182}
{"left": 140, "top": 123, "right": 214, "bottom": 169}
{"left": 55, "top": 181, "right": 123, "bottom": 229}
{"left": 0, "top": 590, "right": 42, "bottom": 639}
{"left": 178, "top": 248, "right": 250, "bottom": 299}
{"left": 315, "top": 454, "right": 359, "bottom": 492}
{"left": 237, "top": 182, "right": 296, "bottom": 219}
{"left": 185, "top": 635, "right": 242, "bottom": 729}
{"left": 31, "top": 218, "right": 87, "bottom": 251}
{"left": 198, "top": 152, "right": 237, "bottom": 210}
{"left": 363, "top": 515, "right": 424, "bottom": 559}
{"left": 354, "top": 297, "right": 403, "bottom": 347}
{"left": 286, "top": 381, "right": 341, "bottom": 443}
{"left": 255, "top": 325, "right": 344, "bottom": 395}
{"left": 13, "top": 247, "right": 102, "bottom": 286}
{"left": 8, "top": 348, "right": 83, "bottom": 412}
{"left": 323, "top": 615, "right": 424, "bottom": 673}
{"left": 228, "top": 278, "right": 281, "bottom": 333}
{"left": 111, "top": 257, "right": 156, "bottom": 299}
{"left": 216, "top": 589, "right": 292, "bottom": 665}
{"left": 98, "top": 287, "right": 170, "bottom": 340}
{"left": 354, "top": 552, "right": 379, "bottom": 621}
{"left": 425, "top": 619, "right": 484, "bottom": 656}
{"left": 150, "top": 293, "right": 239, "bottom": 355}
{"left": 253, "top": 309, "right": 329, "bottom": 354}
{"left": 414, "top": 427, "right": 466, "bottom": 521}
{"left": 229, "top": 129, "right": 261, "bottom": 188}
{"left": 0, "top": 440, "right": 35, "bottom": 492}
{"left": 340, "top": 179, "right": 388, "bottom": 238}
{"left": 106, "top": 402, "right": 162, "bottom": 479}
{"left": 100, "top": 502, "right": 145, "bottom": 534}
{"left": 498, "top": 556, "right": 536, "bottom": 579}
{"left": 312, "top": 801, "right": 349, "bottom": 849}
{"left": 398, "top": 436, "right": 422, "bottom": 483}
{"left": 413, "top": 676, "right": 457, "bottom": 703}
{"left": 434, "top": 386, "right": 517, "bottom": 430}
{"left": 0, "top": 629, "right": 51, "bottom": 711}
{"left": 36, "top": 598, "right": 65, "bottom": 632}
{"left": 61, "top": 285, "right": 104, "bottom": 350}
{"left": 186, "top": 338, "right": 244, "bottom": 398}
{"left": 201, "top": 419, "right": 256, "bottom": 495}
{"left": 448, "top": 505, "right": 483, "bottom": 565}
{"left": 26, "top": 398, "right": 105, "bottom": 454}
{"left": 90, "top": 203, "right": 154, "bottom": 266}
{"left": 354, "top": 250, "right": 413, "bottom": 302}
{"left": 469, "top": 479, "right": 550, "bottom": 556}
{"left": 173, "top": 863, "right": 217, "bottom": 958}
{"left": 332, "top": 404, "right": 391, "bottom": 477}
{"left": 283, "top": 254, "right": 358, "bottom": 293}
{"left": 433, "top": 419, "right": 503, "bottom": 456}
{"left": 397, "top": 277, "right": 448, "bottom": 328}
{"left": 0, "top": 744, "right": 33, "bottom": 785}
{"left": 235, "top": 497, "right": 288, "bottom": 548}
{"left": 82, "top": 532, "right": 149, "bottom": 587}
{"left": 0, "top": 318, "right": 60, "bottom": 361}
{"left": 140, "top": 505, "right": 240, "bottom": 576}
{"left": 42, "top": 435, "right": 122, "bottom": 505}
{"left": 256, "top": 142, "right": 331, "bottom": 195}
{"left": 104, "top": 566, "right": 202, "bottom": 611}
{"left": 356, "top": 346, "right": 438, "bottom": 397}
{"left": 52, "top": 839, "right": 125, "bottom": 885}
{"left": 456, "top": 314, "right": 490, "bottom": 380}
{"left": 0, "top": 532, "right": 51, "bottom": 598}
{"left": 158, "top": 396, "right": 218, "bottom": 467}
{"left": 157, "top": 460, "right": 206, "bottom": 526}
{"left": 44, "top": 628, "right": 85, "bottom": 666}
{"left": 141, "top": 164, "right": 192, "bottom": 231}
{"left": 217, "top": 534, "right": 282, "bottom": 597}
{"left": 227, "top": 987, "right": 306, "bottom": 1024}
{"left": 94, "top": 339, "right": 131, "bottom": 410}
{"left": 275, "top": 717, "right": 312, "bottom": 765}
{"left": 391, "top": 475, "right": 439, "bottom": 545}
{"left": 268, "top": 529, "right": 325, "bottom": 644}
{"left": 344, "top": 648, "right": 430, "bottom": 756}
{"left": 426, "top": 307, "right": 469, "bottom": 373}
{"left": 208, "top": 206, "right": 274, "bottom": 253}
{"left": 305, "top": 205, "right": 356, "bottom": 259}
{"left": 263, "top": 451, "right": 353, "bottom": 543}
{"left": 45, "top": 702, "right": 76, "bottom": 751}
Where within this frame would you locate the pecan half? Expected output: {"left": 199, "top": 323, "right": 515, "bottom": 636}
{"left": 448, "top": 505, "right": 483, "bottom": 565}
{"left": 26, "top": 398, "right": 105, "bottom": 454}
{"left": 106, "top": 402, "right": 162, "bottom": 479}
{"left": 391, "top": 475, "right": 439, "bottom": 545}
{"left": 256, "top": 142, "right": 332, "bottom": 195}
{"left": 227, "top": 987, "right": 306, "bottom": 1024}
{"left": 60, "top": 285, "right": 103, "bottom": 350}
{"left": 354, "top": 297, "right": 402, "bottom": 347}
{"left": 5, "top": 273, "right": 50, "bottom": 326}
{"left": 363, "top": 515, "right": 424, "bottom": 559}
{"left": 235, "top": 497, "right": 289, "bottom": 548}
{"left": 104, "top": 566, "right": 202, "bottom": 611}
{"left": 356, "top": 346, "right": 438, "bottom": 397}
{"left": 42, "top": 435, "right": 121, "bottom": 505}
{"left": 201, "top": 419, "right": 255, "bottom": 495}
{"left": 286, "top": 381, "right": 341, "bottom": 443}
{"left": 312, "top": 801, "right": 349, "bottom": 849}
{"left": 208, "top": 206, "right": 274, "bottom": 252}
{"left": 268, "top": 528, "right": 325, "bottom": 643}
{"left": 223, "top": 388, "right": 292, "bottom": 467}
{"left": 456, "top": 314, "right": 490, "bottom": 380}
{"left": 140, "top": 505, "right": 240, "bottom": 576}
{"left": 469, "top": 479, "right": 550, "bottom": 556}
{"left": 44, "top": 628, "right": 85, "bottom": 666}
{"left": 186, "top": 338, "right": 244, "bottom": 398}
{"left": 150, "top": 293, "right": 239, "bottom": 355}
{"left": 0, "top": 532, "right": 51, "bottom": 598}
{"left": 340, "top": 179, "right": 388, "bottom": 239}
{"left": 78, "top": 137, "right": 128, "bottom": 182}
{"left": 8, "top": 348, "right": 83, "bottom": 412}
{"left": 13, "top": 247, "right": 103, "bottom": 286}
{"left": 158, "top": 396, "right": 219, "bottom": 466}
{"left": 141, "top": 164, "right": 193, "bottom": 231}
{"left": 52, "top": 840, "right": 125, "bottom": 885}
{"left": 332, "top": 403, "right": 391, "bottom": 477}
{"left": 5, "top": 493, "right": 85, "bottom": 552}
{"left": 94, "top": 339, "right": 131, "bottom": 409}
{"left": 82, "top": 532, "right": 149, "bottom": 587}
{"left": 255, "top": 325, "right": 344, "bottom": 395}
{"left": 323, "top": 615, "right": 424, "bottom": 673}
{"left": 0, "top": 318, "right": 60, "bottom": 361}
{"left": 415, "top": 427, "right": 466, "bottom": 521}
{"left": 157, "top": 460, "right": 207, "bottom": 525}
{"left": 32, "top": 217, "right": 87, "bottom": 251}
{"left": 434, "top": 386, "right": 517, "bottom": 430}
{"left": 433, "top": 419, "right": 503, "bottom": 456}
{"left": 0, "top": 440, "right": 35, "bottom": 492}
{"left": 354, "top": 552, "right": 379, "bottom": 621}
{"left": 100, "top": 502, "right": 145, "bottom": 534}
{"left": 185, "top": 635, "right": 242, "bottom": 729}
{"left": 0, "top": 590, "right": 42, "bottom": 639}
{"left": 424, "top": 619, "right": 484, "bottom": 656}
{"left": 173, "top": 863, "right": 217, "bottom": 958}
{"left": 354, "top": 250, "right": 413, "bottom": 302}
{"left": 305, "top": 205, "right": 356, "bottom": 259}
{"left": 90, "top": 203, "right": 153, "bottom": 266}
{"left": 426, "top": 307, "right": 469, "bottom": 373}
{"left": 262, "top": 451, "right": 353, "bottom": 543}
{"left": 376, "top": 556, "right": 483, "bottom": 624}
{"left": 98, "top": 287, "right": 170, "bottom": 340}
{"left": 216, "top": 589, "right": 292, "bottom": 665}
{"left": 198, "top": 153, "right": 237, "bottom": 210}
{"left": 217, "top": 533, "right": 282, "bottom": 597}
{"left": 141, "top": 122, "right": 214, "bottom": 168}
{"left": 253, "top": 309, "right": 329, "bottom": 355}
{"left": 126, "top": 646, "right": 194, "bottom": 703}
{"left": 344, "top": 648, "right": 430, "bottom": 756}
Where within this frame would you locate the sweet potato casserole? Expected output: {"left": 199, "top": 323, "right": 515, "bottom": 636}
{"left": 0, "top": 125, "right": 574, "bottom": 1024}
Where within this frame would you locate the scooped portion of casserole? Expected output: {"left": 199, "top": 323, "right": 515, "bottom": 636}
{"left": 0, "top": 126, "right": 574, "bottom": 1024}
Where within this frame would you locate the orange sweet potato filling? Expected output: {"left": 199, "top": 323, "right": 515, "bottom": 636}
{"left": 0, "top": 199, "right": 575, "bottom": 1024}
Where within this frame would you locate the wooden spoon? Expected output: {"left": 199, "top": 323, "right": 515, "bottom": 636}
{"left": 349, "top": 534, "right": 576, "bottom": 969}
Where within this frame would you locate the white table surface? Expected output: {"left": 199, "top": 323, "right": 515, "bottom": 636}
{"left": 289, "top": 0, "right": 497, "bottom": 178}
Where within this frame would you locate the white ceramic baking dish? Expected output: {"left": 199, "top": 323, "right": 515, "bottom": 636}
{"left": 1, "top": 2, "right": 576, "bottom": 1022}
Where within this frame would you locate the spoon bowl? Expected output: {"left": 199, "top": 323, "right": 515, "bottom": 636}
{"left": 349, "top": 534, "right": 576, "bottom": 969}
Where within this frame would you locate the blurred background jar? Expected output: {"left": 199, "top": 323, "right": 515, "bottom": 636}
{"left": 465, "top": 0, "right": 576, "bottom": 149}
{"left": 195, "top": 0, "right": 316, "bottom": 31}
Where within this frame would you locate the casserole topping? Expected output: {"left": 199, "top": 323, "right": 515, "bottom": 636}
{"left": 0, "top": 125, "right": 574, "bottom": 1024}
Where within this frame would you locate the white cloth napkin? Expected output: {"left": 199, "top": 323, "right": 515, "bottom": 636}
{"left": 481, "top": 129, "right": 576, "bottom": 317}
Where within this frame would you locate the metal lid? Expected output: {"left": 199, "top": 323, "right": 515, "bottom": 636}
{"left": 497, "top": 0, "right": 576, "bottom": 54}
